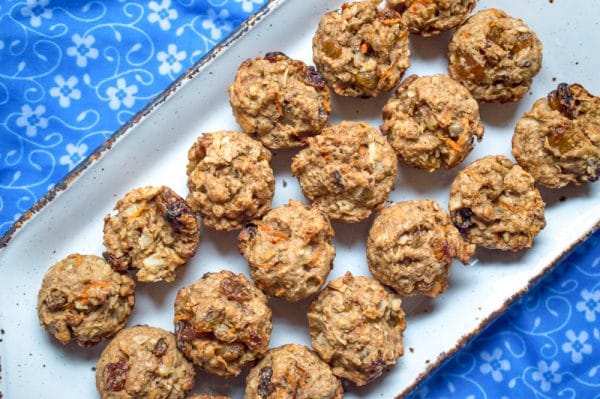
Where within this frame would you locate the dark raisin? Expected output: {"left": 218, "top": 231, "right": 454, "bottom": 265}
{"left": 152, "top": 338, "right": 168, "bottom": 357}
{"left": 360, "top": 41, "right": 374, "bottom": 57}
{"left": 157, "top": 189, "right": 195, "bottom": 234}
{"left": 244, "top": 223, "right": 258, "bottom": 239}
{"left": 265, "top": 51, "right": 287, "bottom": 62}
{"left": 220, "top": 275, "right": 252, "bottom": 301}
{"left": 257, "top": 366, "right": 273, "bottom": 398}
{"left": 332, "top": 170, "right": 344, "bottom": 189}
{"left": 45, "top": 290, "right": 68, "bottom": 311}
{"left": 103, "top": 358, "right": 129, "bottom": 392}
{"left": 365, "top": 358, "right": 385, "bottom": 380}
{"left": 454, "top": 208, "right": 474, "bottom": 235}
{"left": 548, "top": 83, "right": 576, "bottom": 118}
{"left": 304, "top": 66, "right": 326, "bottom": 88}
{"left": 244, "top": 329, "right": 263, "bottom": 351}
{"left": 175, "top": 321, "right": 196, "bottom": 351}
{"left": 102, "top": 251, "right": 129, "bottom": 273}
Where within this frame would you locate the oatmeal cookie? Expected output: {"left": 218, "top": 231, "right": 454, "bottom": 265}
{"left": 103, "top": 186, "right": 199, "bottom": 283}
{"left": 449, "top": 155, "right": 546, "bottom": 251}
{"left": 381, "top": 74, "right": 484, "bottom": 170}
{"left": 229, "top": 52, "right": 331, "bottom": 149}
{"left": 245, "top": 344, "right": 343, "bottom": 399}
{"left": 238, "top": 200, "right": 335, "bottom": 302}
{"left": 187, "top": 395, "right": 230, "bottom": 399}
{"left": 448, "top": 8, "right": 543, "bottom": 102}
{"left": 367, "top": 200, "right": 475, "bottom": 297}
{"left": 174, "top": 270, "right": 272, "bottom": 377}
{"left": 37, "top": 254, "right": 135, "bottom": 347}
{"left": 291, "top": 121, "right": 398, "bottom": 222}
{"left": 388, "top": 0, "right": 477, "bottom": 36}
{"left": 512, "top": 83, "right": 600, "bottom": 188}
{"left": 308, "top": 273, "right": 406, "bottom": 386}
{"left": 186, "top": 131, "right": 275, "bottom": 231}
{"left": 312, "top": 0, "right": 410, "bottom": 97}
{"left": 96, "top": 325, "right": 195, "bottom": 399}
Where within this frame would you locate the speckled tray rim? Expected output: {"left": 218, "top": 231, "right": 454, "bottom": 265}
{"left": 0, "top": 1, "right": 598, "bottom": 398}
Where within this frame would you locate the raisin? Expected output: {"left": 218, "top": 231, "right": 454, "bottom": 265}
{"left": 454, "top": 208, "right": 474, "bottom": 235}
{"left": 365, "top": 358, "right": 385, "bottom": 380}
{"left": 547, "top": 123, "right": 577, "bottom": 153}
{"left": 103, "top": 358, "right": 129, "bottom": 392}
{"left": 45, "top": 290, "right": 68, "bottom": 311}
{"left": 257, "top": 366, "right": 273, "bottom": 398}
{"left": 548, "top": 83, "right": 576, "bottom": 118}
{"left": 102, "top": 251, "right": 129, "bottom": 273}
{"left": 354, "top": 71, "right": 378, "bottom": 89}
{"left": 322, "top": 39, "right": 342, "bottom": 58}
{"left": 157, "top": 189, "right": 196, "bottom": 234}
{"left": 332, "top": 170, "right": 344, "bottom": 189}
{"left": 265, "top": 51, "right": 287, "bottom": 62}
{"left": 243, "top": 223, "right": 258, "bottom": 239}
{"left": 280, "top": 103, "right": 296, "bottom": 126}
{"left": 152, "top": 338, "right": 168, "bottom": 357}
{"left": 175, "top": 321, "right": 196, "bottom": 351}
{"left": 244, "top": 329, "right": 263, "bottom": 351}
{"left": 220, "top": 275, "right": 252, "bottom": 301}
{"left": 304, "top": 66, "right": 326, "bottom": 88}
{"left": 360, "top": 41, "right": 374, "bottom": 56}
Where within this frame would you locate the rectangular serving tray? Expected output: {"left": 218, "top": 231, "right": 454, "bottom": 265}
{"left": 1, "top": 0, "right": 599, "bottom": 397}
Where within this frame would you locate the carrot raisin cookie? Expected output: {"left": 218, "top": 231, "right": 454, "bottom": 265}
{"left": 229, "top": 52, "right": 331, "bottom": 149}
{"left": 308, "top": 273, "right": 406, "bottom": 386}
{"left": 291, "top": 121, "right": 398, "bottom": 223}
{"left": 103, "top": 186, "right": 199, "bottom": 283}
{"left": 449, "top": 155, "right": 546, "bottom": 251}
{"left": 96, "top": 325, "right": 195, "bottom": 399}
{"left": 367, "top": 200, "right": 475, "bottom": 297}
{"left": 245, "top": 344, "right": 343, "bottom": 399}
{"left": 381, "top": 74, "right": 484, "bottom": 170}
{"left": 37, "top": 254, "right": 135, "bottom": 347}
{"left": 174, "top": 270, "right": 272, "bottom": 378}
{"left": 387, "top": 0, "right": 477, "bottom": 36}
{"left": 238, "top": 200, "right": 335, "bottom": 302}
{"left": 186, "top": 131, "right": 275, "bottom": 231}
{"left": 448, "top": 8, "right": 542, "bottom": 102}
{"left": 312, "top": 0, "right": 410, "bottom": 97}
{"left": 512, "top": 83, "right": 600, "bottom": 188}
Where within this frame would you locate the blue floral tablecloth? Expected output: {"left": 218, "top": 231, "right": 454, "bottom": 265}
{"left": 0, "top": 1, "right": 598, "bottom": 398}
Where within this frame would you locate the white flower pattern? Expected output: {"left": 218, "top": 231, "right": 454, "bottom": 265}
{"left": 15, "top": 104, "right": 48, "bottom": 137}
{"left": 66, "top": 34, "right": 99, "bottom": 67}
{"left": 148, "top": 0, "right": 178, "bottom": 31}
{"left": 562, "top": 330, "right": 593, "bottom": 363}
{"left": 59, "top": 143, "right": 88, "bottom": 171}
{"left": 479, "top": 348, "right": 511, "bottom": 382}
{"left": 49, "top": 75, "right": 82, "bottom": 108}
{"left": 202, "top": 8, "right": 232, "bottom": 40}
{"left": 106, "top": 78, "right": 138, "bottom": 110}
{"left": 531, "top": 361, "right": 562, "bottom": 393}
{"left": 157, "top": 44, "right": 186, "bottom": 75}
{"left": 20, "top": 0, "right": 52, "bottom": 28}
{"left": 576, "top": 289, "right": 600, "bottom": 322}
{"left": 234, "top": 0, "right": 263, "bottom": 13}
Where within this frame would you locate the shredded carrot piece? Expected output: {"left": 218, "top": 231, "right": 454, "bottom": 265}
{"left": 128, "top": 204, "right": 150, "bottom": 222}
{"left": 73, "top": 254, "right": 82, "bottom": 267}
{"left": 324, "top": 99, "right": 331, "bottom": 113}
{"left": 258, "top": 224, "right": 289, "bottom": 240}
{"left": 381, "top": 18, "right": 403, "bottom": 26}
{"left": 497, "top": 200, "right": 516, "bottom": 212}
{"left": 443, "top": 138, "right": 463, "bottom": 153}
{"left": 175, "top": 314, "right": 192, "bottom": 321}
{"left": 358, "top": 144, "right": 368, "bottom": 156}
{"left": 360, "top": 42, "right": 369, "bottom": 55}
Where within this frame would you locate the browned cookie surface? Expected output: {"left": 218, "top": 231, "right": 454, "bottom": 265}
{"left": 37, "top": 254, "right": 135, "bottom": 347}
{"left": 186, "top": 131, "right": 275, "bottom": 231}
{"left": 381, "top": 74, "right": 484, "bottom": 170}
{"left": 388, "top": 0, "right": 477, "bottom": 36}
{"left": 308, "top": 273, "right": 405, "bottom": 386}
{"left": 448, "top": 8, "right": 542, "bottom": 102}
{"left": 238, "top": 200, "right": 335, "bottom": 302}
{"left": 103, "top": 186, "right": 199, "bottom": 282}
{"left": 292, "top": 121, "right": 398, "bottom": 223}
{"left": 229, "top": 52, "right": 330, "bottom": 149}
{"left": 312, "top": 0, "right": 410, "bottom": 97}
{"left": 513, "top": 83, "right": 600, "bottom": 188}
{"left": 368, "top": 200, "right": 475, "bottom": 297}
{"left": 96, "top": 325, "right": 195, "bottom": 399}
{"left": 449, "top": 155, "right": 546, "bottom": 251}
{"left": 245, "top": 344, "right": 343, "bottom": 399}
{"left": 174, "top": 270, "right": 272, "bottom": 377}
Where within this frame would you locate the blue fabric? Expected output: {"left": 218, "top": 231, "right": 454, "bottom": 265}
{"left": 0, "top": 2, "right": 599, "bottom": 398}
{"left": 0, "top": 0, "right": 266, "bottom": 232}
{"left": 409, "top": 230, "right": 600, "bottom": 399}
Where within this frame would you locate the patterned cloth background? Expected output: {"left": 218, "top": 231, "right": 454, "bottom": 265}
{"left": 0, "top": 1, "right": 598, "bottom": 398}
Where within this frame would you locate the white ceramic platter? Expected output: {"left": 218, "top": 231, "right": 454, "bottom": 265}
{"left": 1, "top": 0, "right": 599, "bottom": 397}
